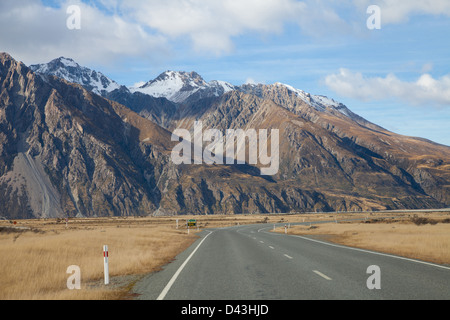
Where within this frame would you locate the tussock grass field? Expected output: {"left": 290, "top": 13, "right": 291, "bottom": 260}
{"left": 276, "top": 211, "right": 450, "bottom": 266}
{"left": 0, "top": 214, "right": 272, "bottom": 300}
{"left": 0, "top": 211, "right": 448, "bottom": 299}
{"left": 0, "top": 216, "right": 199, "bottom": 300}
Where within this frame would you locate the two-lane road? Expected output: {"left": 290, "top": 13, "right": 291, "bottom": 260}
{"left": 132, "top": 223, "right": 450, "bottom": 300}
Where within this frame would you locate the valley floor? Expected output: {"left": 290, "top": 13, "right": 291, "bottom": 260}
{"left": 0, "top": 210, "right": 449, "bottom": 299}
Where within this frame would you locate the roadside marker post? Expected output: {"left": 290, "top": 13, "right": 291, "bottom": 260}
{"left": 103, "top": 245, "right": 109, "bottom": 285}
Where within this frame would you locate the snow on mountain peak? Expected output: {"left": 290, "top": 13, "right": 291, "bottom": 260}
{"left": 58, "top": 57, "right": 79, "bottom": 68}
{"left": 28, "top": 57, "right": 356, "bottom": 121}
{"left": 271, "top": 82, "right": 352, "bottom": 117}
{"left": 29, "top": 57, "right": 120, "bottom": 95}
{"left": 131, "top": 70, "right": 236, "bottom": 103}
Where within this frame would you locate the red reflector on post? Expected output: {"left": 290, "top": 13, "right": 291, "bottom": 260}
{"left": 103, "top": 245, "right": 109, "bottom": 285}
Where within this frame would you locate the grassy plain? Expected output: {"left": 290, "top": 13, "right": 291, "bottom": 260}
{"left": 0, "top": 210, "right": 448, "bottom": 299}
{"left": 274, "top": 211, "right": 450, "bottom": 265}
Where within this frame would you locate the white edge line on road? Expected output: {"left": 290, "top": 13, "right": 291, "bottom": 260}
{"left": 290, "top": 234, "right": 450, "bottom": 271}
{"left": 313, "top": 270, "right": 332, "bottom": 280}
{"left": 157, "top": 231, "right": 213, "bottom": 300}
{"left": 259, "top": 226, "right": 450, "bottom": 271}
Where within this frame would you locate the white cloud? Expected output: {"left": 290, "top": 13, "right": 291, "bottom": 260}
{"left": 2, "top": 0, "right": 450, "bottom": 66}
{"left": 0, "top": 0, "right": 169, "bottom": 66}
{"left": 117, "top": 0, "right": 450, "bottom": 55}
{"left": 2, "top": 0, "right": 345, "bottom": 62}
{"left": 120, "top": 0, "right": 307, "bottom": 54}
{"left": 325, "top": 68, "right": 450, "bottom": 107}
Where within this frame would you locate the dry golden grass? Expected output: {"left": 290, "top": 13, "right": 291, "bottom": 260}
{"left": 277, "top": 211, "right": 450, "bottom": 265}
{"left": 1, "top": 211, "right": 448, "bottom": 300}
{"left": 0, "top": 214, "right": 283, "bottom": 300}
{"left": 0, "top": 217, "right": 200, "bottom": 300}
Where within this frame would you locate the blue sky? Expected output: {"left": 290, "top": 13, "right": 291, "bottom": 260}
{"left": 1, "top": 0, "right": 450, "bottom": 145}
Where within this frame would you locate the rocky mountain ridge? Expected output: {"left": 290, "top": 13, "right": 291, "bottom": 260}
{"left": 30, "top": 57, "right": 356, "bottom": 119}
{"left": 131, "top": 70, "right": 237, "bottom": 104}
{"left": 30, "top": 57, "right": 121, "bottom": 96}
{"left": 1, "top": 52, "right": 449, "bottom": 219}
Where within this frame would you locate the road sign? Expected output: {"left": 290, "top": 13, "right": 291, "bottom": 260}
{"left": 187, "top": 219, "right": 197, "bottom": 227}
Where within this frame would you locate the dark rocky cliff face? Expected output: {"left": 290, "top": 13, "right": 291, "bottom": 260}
{"left": 1, "top": 52, "right": 449, "bottom": 219}
{"left": 0, "top": 53, "right": 173, "bottom": 218}
{"left": 154, "top": 90, "right": 449, "bottom": 214}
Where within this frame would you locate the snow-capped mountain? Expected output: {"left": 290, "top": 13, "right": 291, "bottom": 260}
{"left": 239, "top": 82, "right": 363, "bottom": 124}
{"left": 28, "top": 57, "right": 360, "bottom": 123}
{"left": 30, "top": 57, "right": 121, "bottom": 96}
{"left": 130, "top": 71, "right": 236, "bottom": 104}
{"left": 4, "top": 52, "right": 450, "bottom": 219}
{"left": 272, "top": 82, "right": 354, "bottom": 117}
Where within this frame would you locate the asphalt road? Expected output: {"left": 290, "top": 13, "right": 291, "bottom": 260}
{"left": 132, "top": 222, "right": 450, "bottom": 300}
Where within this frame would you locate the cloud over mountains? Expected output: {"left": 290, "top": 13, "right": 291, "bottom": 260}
{"left": 325, "top": 68, "right": 450, "bottom": 107}
{"left": 4, "top": 0, "right": 450, "bottom": 64}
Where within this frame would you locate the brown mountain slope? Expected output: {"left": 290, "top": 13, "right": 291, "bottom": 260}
{"left": 158, "top": 89, "right": 450, "bottom": 212}
{"left": 0, "top": 52, "right": 175, "bottom": 218}
{"left": 1, "top": 52, "right": 449, "bottom": 218}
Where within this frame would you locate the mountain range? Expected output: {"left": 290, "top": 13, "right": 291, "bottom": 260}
{"left": 1, "top": 53, "right": 449, "bottom": 219}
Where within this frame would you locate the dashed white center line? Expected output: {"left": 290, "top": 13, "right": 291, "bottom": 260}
{"left": 269, "top": 246, "right": 274, "bottom": 249}
{"left": 259, "top": 241, "right": 264, "bottom": 244}
{"left": 313, "top": 270, "right": 332, "bottom": 280}
{"left": 284, "top": 254, "right": 293, "bottom": 259}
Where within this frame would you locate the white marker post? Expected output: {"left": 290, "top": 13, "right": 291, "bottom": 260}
{"left": 103, "top": 245, "right": 109, "bottom": 285}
